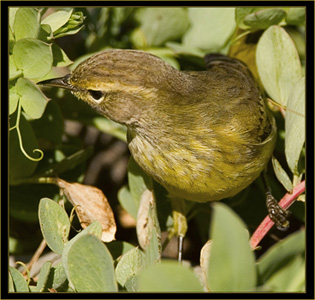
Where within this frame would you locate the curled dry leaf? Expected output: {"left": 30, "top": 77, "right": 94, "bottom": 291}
{"left": 56, "top": 178, "right": 116, "bottom": 242}
{"left": 136, "top": 189, "right": 160, "bottom": 250}
{"left": 199, "top": 240, "right": 212, "bottom": 291}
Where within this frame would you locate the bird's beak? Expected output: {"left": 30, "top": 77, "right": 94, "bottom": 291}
{"left": 37, "top": 74, "right": 77, "bottom": 91}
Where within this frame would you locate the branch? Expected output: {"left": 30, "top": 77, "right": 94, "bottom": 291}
{"left": 250, "top": 180, "right": 305, "bottom": 249}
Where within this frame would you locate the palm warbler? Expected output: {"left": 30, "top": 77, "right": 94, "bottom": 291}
{"left": 39, "top": 49, "right": 278, "bottom": 250}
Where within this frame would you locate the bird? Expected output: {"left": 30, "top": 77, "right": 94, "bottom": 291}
{"left": 39, "top": 49, "right": 280, "bottom": 259}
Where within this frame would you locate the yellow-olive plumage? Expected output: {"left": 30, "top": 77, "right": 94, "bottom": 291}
{"left": 40, "top": 49, "right": 276, "bottom": 203}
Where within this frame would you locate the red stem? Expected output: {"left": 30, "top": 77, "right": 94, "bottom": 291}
{"left": 250, "top": 180, "right": 305, "bottom": 249}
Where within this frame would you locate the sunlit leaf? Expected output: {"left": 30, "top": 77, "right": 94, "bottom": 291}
{"left": 137, "top": 260, "right": 203, "bottom": 292}
{"left": 41, "top": 9, "right": 73, "bottom": 33}
{"left": 38, "top": 198, "right": 71, "bottom": 255}
{"left": 9, "top": 267, "right": 29, "bottom": 292}
{"left": 256, "top": 227, "right": 305, "bottom": 284}
{"left": 272, "top": 156, "right": 293, "bottom": 191}
{"left": 207, "top": 202, "right": 256, "bottom": 291}
{"left": 9, "top": 83, "right": 19, "bottom": 115}
{"left": 118, "top": 185, "right": 138, "bottom": 220}
{"left": 133, "top": 8, "right": 189, "bottom": 47}
{"left": 13, "top": 38, "right": 53, "bottom": 79}
{"left": 9, "top": 8, "right": 19, "bottom": 32}
{"left": 115, "top": 247, "right": 144, "bottom": 288}
{"left": 63, "top": 234, "right": 117, "bottom": 292}
{"left": 9, "top": 55, "right": 22, "bottom": 80}
{"left": 16, "top": 77, "right": 49, "bottom": 119}
{"left": 285, "top": 76, "right": 305, "bottom": 174}
{"left": 183, "top": 8, "right": 236, "bottom": 52}
{"left": 13, "top": 8, "right": 40, "bottom": 40}
{"left": 262, "top": 254, "right": 305, "bottom": 292}
{"left": 36, "top": 261, "right": 52, "bottom": 292}
{"left": 256, "top": 25, "right": 303, "bottom": 106}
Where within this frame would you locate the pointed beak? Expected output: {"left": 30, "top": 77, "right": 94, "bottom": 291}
{"left": 37, "top": 74, "right": 77, "bottom": 91}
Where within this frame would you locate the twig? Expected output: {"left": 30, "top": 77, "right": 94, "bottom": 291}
{"left": 250, "top": 180, "right": 305, "bottom": 249}
{"left": 21, "top": 239, "right": 47, "bottom": 276}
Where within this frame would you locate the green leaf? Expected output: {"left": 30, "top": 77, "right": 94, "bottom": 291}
{"left": 285, "top": 76, "right": 305, "bottom": 175}
{"left": 64, "top": 221, "right": 103, "bottom": 251}
{"left": 38, "top": 24, "right": 53, "bottom": 42}
{"left": 166, "top": 41, "right": 206, "bottom": 58}
{"left": 88, "top": 116, "right": 127, "bottom": 142}
{"left": 9, "top": 55, "right": 22, "bottom": 80}
{"left": 128, "top": 156, "right": 153, "bottom": 209}
{"left": 262, "top": 253, "right": 305, "bottom": 292}
{"left": 143, "top": 221, "right": 161, "bottom": 267}
{"left": 183, "top": 8, "right": 236, "bottom": 52}
{"left": 137, "top": 260, "right": 203, "bottom": 292}
{"left": 106, "top": 240, "right": 135, "bottom": 261}
{"left": 9, "top": 83, "right": 19, "bottom": 115}
{"left": 12, "top": 38, "right": 53, "bottom": 79}
{"left": 63, "top": 234, "right": 117, "bottom": 292}
{"left": 115, "top": 247, "right": 144, "bottom": 288}
{"left": 146, "top": 48, "right": 180, "bottom": 70}
{"left": 118, "top": 185, "right": 138, "bottom": 220}
{"left": 73, "top": 222, "right": 104, "bottom": 245}
{"left": 53, "top": 25, "right": 85, "bottom": 39}
{"left": 52, "top": 44, "right": 73, "bottom": 67}
{"left": 9, "top": 8, "right": 19, "bottom": 32}
{"left": 39, "top": 147, "right": 93, "bottom": 177}
{"left": 256, "top": 25, "right": 303, "bottom": 106}
{"left": 207, "top": 202, "right": 256, "bottom": 291}
{"left": 285, "top": 8, "right": 305, "bottom": 26}
{"left": 256, "top": 229, "right": 305, "bottom": 284}
{"left": 9, "top": 112, "right": 39, "bottom": 180}
{"left": 84, "top": 220, "right": 104, "bottom": 238}
{"left": 50, "top": 261, "right": 68, "bottom": 291}
{"left": 36, "top": 261, "right": 52, "bottom": 292}
{"left": 16, "top": 77, "right": 49, "bottom": 119}
{"left": 13, "top": 8, "right": 40, "bottom": 40}
{"left": 41, "top": 9, "right": 73, "bottom": 33}
{"left": 272, "top": 156, "right": 293, "bottom": 191}
{"left": 9, "top": 270, "right": 15, "bottom": 292}
{"left": 38, "top": 198, "right": 71, "bottom": 255}
{"left": 235, "top": 8, "right": 261, "bottom": 29}
{"left": 9, "top": 267, "right": 29, "bottom": 292}
{"left": 53, "top": 11, "right": 85, "bottom": 39}
{"left": 61, "top": 222, "right": 103, "bottom": 290}
{"left": 285, "top": 27, "right": 305, "bottom": 61}
{"left": 133, "top": 8, "right": 189, "bottom": 47}
{"left": 243, "top": 8, "right": 286, "bottom": 29}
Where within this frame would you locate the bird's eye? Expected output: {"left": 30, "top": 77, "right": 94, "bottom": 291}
{"left": 88, "top": 90, "right": 105, "bottom": 102}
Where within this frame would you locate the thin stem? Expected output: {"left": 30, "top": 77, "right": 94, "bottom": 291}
{"left": 231, "top": 30, "right": 251, "bottom": 45}
{"left": 267, "top": 98, "right": 305, "bottom": 118}
{"left": 16, "top": 261, "right": 31, "bottom": 284}
{"left": 11, "top": 100, "right": 44, "bottom": 162}
{"left": 10, "top": 176, "right": 58, "bottom": 186}
{"left": 250, "top": 180, "right": 305, "bottom": 249}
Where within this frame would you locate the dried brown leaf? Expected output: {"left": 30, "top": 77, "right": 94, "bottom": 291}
{"left": 56, "top": 178, "right": 116, "bottom": 242}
